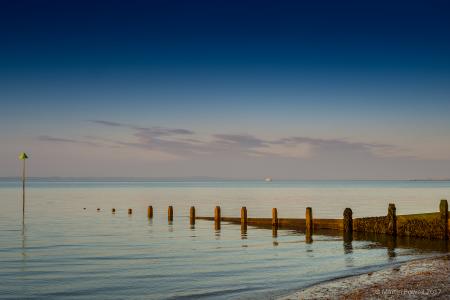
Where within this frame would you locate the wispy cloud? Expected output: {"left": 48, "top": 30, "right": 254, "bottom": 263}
{"left": 89, "top": 119, "right": 195, "bottom": 136}
{"left": 40, "top": 120, "right": 408, "bottom": 161}
{"left": 272, "top": 136, "right": 404, "bottom": 158}
{"left": 89, "top": 120, "right": 123, "bottom": 127}
{"left": 38, "top": 135, "right": 101, "bottom": 147}
{"left": 213, "top": 134, "right": 267, "bottom": 148}
{"left": 209, "top": 134, "right": 403, "bottom": 159}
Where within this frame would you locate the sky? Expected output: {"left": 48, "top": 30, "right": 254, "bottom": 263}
{"left": 1, "top": 0, "right": 450, "bottom": 179}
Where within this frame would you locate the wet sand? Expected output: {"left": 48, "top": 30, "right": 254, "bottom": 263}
{"left": 279, "top": 255, "right": 450, "bottom": 299}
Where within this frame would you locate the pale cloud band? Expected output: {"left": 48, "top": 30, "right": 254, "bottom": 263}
{"left": 37, "top": 120, "right": 409, "bottom": 161}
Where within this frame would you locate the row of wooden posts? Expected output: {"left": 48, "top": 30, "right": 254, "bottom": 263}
{"left": 116, "top": 205, "right": 223, "bottom": 227}
{"left": 99, "top": 200, "right": 448, "bottom": 240}
{"left": 112, "top": 205, "right": 316, "bottom": 232}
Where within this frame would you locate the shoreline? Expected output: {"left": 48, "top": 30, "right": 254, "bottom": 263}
{"left": 279, "top": 254, "right": 450, "bottom": 299}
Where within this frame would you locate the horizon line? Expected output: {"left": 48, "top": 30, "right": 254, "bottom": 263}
{"left": 1, "top": 176, "right": 449, "bottom": 182}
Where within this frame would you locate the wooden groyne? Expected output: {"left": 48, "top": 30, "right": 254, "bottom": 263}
{"left": 92, "top": 199, "right": 449, "bottom": 240}
{"left": 196, "top": 200, "right": 450, "bottom": 240}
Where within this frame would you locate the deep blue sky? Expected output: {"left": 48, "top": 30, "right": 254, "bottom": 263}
{"left": 2, "top": 0, "right": 450, "bottom": 76}
{"left": 1, "top": 0, "right": 450, "bottom": 178}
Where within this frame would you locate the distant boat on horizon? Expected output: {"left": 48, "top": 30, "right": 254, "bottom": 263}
{"left": 265, "top": 177, "right": 272, "bottom": 182}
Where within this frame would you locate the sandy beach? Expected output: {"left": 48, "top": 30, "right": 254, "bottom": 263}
{"left": 279, "top": 255, "right": 450, "bottom": 299}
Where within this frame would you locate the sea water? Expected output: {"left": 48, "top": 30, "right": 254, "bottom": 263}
{"left": 0, "top": 180, "right": 449, "bottom": 299}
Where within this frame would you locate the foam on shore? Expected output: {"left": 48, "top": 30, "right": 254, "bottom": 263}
{"left": 279, "top": 255, "right": 450, "bottom": 299}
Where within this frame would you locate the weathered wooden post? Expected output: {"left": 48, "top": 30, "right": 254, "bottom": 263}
{"left": 343, "top": 208, "right": 353, "bottom": 246}
{"left": 440, "top": 199, "right": 448, "bottom": 240}
{"left": 272, "top": 208, "right": 278, "bottom": 227}
{"left": 241, "top": 206, "right": 248, "bottom": 231}
{"left": 343, "top": 208, "right": 353, "bottom": 233}
{"left": 148, "top": 206, "right": 153, "bottom": 218}
{"left": 112, "top": 208, "right": 116, "bottom": 213}
{"left": 305, "top": 207, "right": 313, "bottom": 242}
{"left": 168, "top": 206, "right": 173, "bottom": 222}
{"left": 387, "top": 203, "right": 397, "bottom": 236}
{"left": 214, "top": 206, "right": 221, "bottom": 229}
{"left": 128, "top": 208, "right": 132, "bottom": 214}
{"left": 272, "top": 207, "right": 278, "bottom": 236}
{"left": 306, "top": 207, "right": 313, "bottom": 232}
{"left": 190, "top": 206, "right": 195, "bottom": 225}
{"left": 241, "top": 207, "right": 247, "bottom": 225}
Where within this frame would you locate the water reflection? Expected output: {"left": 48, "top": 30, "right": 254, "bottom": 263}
{"left": 240, "top": 225, "right": 247, "bottom": 239}
{"left": 226, "top": 220, "right": 449, "bottom": 256}
{"left": 343, "top": 232, "right": 354, "bottom": 267}
{"left": 386, "top": 236, "right": 397, "bottom": 259}
{"left": 240, "top": 225, "right": 248, "bottom": 247}
{"left": 305, "top": 243, "right": 314, "bottom": 256}
{"left": 21, "top": 223, "right": 27, "bottom": 259}
{"left": 189, "top": 223, "right": 196, "bottom": 238}
{"left": 272, "top": 226, "right": 277, "bottom": 238}
{"left": 305, "top": 227, "right": 313, "bottom": 244}
{"left": 351, "top": 231, "right": 449, "bottom": 254}
{"left": 343, "top": 232, "right": 353, "bottom": 254}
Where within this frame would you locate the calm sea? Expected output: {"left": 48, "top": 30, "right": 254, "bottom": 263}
{"left": 0, "top": 180, "right": 449, "bottom": 299}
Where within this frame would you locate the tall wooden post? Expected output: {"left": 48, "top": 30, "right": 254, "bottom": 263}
{"left": 241, "top": 207, "right": 247, "bottom": 225}
{"left": 168, "top": 206, "right": 173, "bottom": 222}
{"left": 440, "top": 199, "right": 448, "bottom": 240}
{"left": 343, "top": 208, "right": 352, "bottom": 247}
{"left": 387, "top": 203, "right": 397, "bottom": 236}
{"left": 343, "top": 208, "right": 353, "bottom": 233}
{"left": 306, "top": 207, "right": 313, "bottom": 232}
{"left": 190, "top": 206, "right": 196, "bottom": 225}
{"left": 148, "top": 206, "right": 153, "bottom": 218}
{"left": 272, "top": 208, "right": 278, "bottom": 227}
{"left": 241, "top": 206, "right": 248, "bottom": 233}
{"left": 214, "top": 206, "right": 221, "bottom": 229}
{"left": 305, "top": 207, "right": 313, "bottom": 242}
{"left": 272, "top": 208, "right": 278, "bottom": 236}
